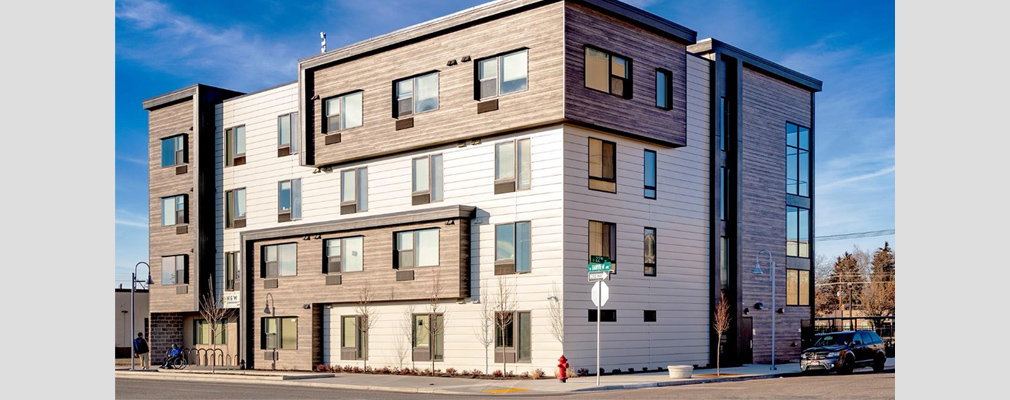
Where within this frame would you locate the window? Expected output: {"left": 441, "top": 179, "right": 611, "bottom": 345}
{"left": 225, "top": 252, "right": 239, "bottom": 291}
{"left": 584, "top": 47, "right": 632, "bottom": 98}
{"left": 786, "top": 206, "right": 810, "bottom": 258}
{"left": 786, "top": 123, "right": 811, "bottom": 197}
{"left": 325, "top": 92, "right": 363, "bottom": 132}
{"left": 226, "top": 126, "right": 246, "bottom": 166}
{"left": 277, "top": 179, "right": 301, "bottom": 221}
{"left": 494, "top": 139, "right": 531, "bottom": 194}
{"left": 720, "top": 97, "right": 730, "bottom": 152}
{"left": 477, "top": 49, "right": 529, "bottom": 100}
{"left": 656, "top": 69, "right": 671, "bottom": 109}
{"left": 786, "top": 269, "right": 810, "bottom": 306}
{"left": 263, "top": 243, "right": 297, "bottom": 278}
{"left": 412, "top": 313, "right": 445, "bottom": 361}
{"left": 161, "top": 194, "right": 187, "bottom": 226}
{"left": 589, "top": 138, "right": 616, "bottom": 193}
{"left": 644, "top": 227, "right": 656, "bottom": 276}
{"left": 588, "top": 309, "right": 617, "bottom": 322}
{"left": 226, "top": 188, "right": 246, "bottom": 228}
{"left": 263, "top": 317, "right": 297, "bottom": 350}
{"left": 719, "top": 237, "right": 728, "bottom": 290}
{"left": 589, "top": 221, "right": 617, "bottom": 273}
{"left": 720, "top": 167, "right": 728, "bottom": 221}
{"left": 644, "top": 310, "right": 657, "bottom": 323}
{"left": 160, "top": 255, "right": 187, "bottom": 285}
{"left": 324, "top": 236, "right": 364, "bottom": 273}
{"left": 644, "top": 150, "right": 657, "bottom": 199}
{"left": 495, "top": 222, "right": 531, "bottom": 275}
{"left": 341, "top": 168, "right": 368, "bottom": 214}
{"left": 277, "top": 112, "right": 300, "bottom": 155}
{"left": 412, "top": 154, "right": 443, "bottom": 205}
{"left": 341, "top": 315, "right": 365, "bottom": 360}
{"left": 395, "top": 228, "right": 440, "bottom": 269}
{"left": 394, "top": 72, "right": 438, "bottom": 118}
{"left": 194, "top": 319, "right": 226, "bottom": 345}
{"left": 161, "top": 135, "right": 186, "bottom": 167}
{"left": 495, "top": 311, "right": 531, "bottom": 363}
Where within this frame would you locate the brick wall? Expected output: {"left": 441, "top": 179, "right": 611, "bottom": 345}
{"left": 150, "top": 312, "right": 185, "bottom": 364}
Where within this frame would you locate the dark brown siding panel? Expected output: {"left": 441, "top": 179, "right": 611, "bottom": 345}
{"left": 563, "top": 3, "right": 687, "bottom": 147}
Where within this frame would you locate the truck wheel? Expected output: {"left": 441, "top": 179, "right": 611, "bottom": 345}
{"left": 837, "top": 355, "right": 854, "bottom": 375}
{"left": 873, "top": 355, "right": 885, "bottom": 372}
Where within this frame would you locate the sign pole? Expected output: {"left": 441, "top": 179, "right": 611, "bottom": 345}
{"left": 596, "top": 287, "right": 600, "bottom": 386}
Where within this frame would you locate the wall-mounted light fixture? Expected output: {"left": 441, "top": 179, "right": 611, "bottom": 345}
{"left": 303, "top": 304, "right": 311, "bottom": 309}
{"left": 777, "top": 307, "right": 785, "bottom": 314}
{"left": 447, "top": 59, "right": 458, "bottom": 66}
{"left": 743, "top": 307, "right": 750, "bottom": 315}
{"left": 461, "top": 55, "right": 471, "bottom": 62}
{"left": 754, "top": 302, "right": 765, "bottom": 310}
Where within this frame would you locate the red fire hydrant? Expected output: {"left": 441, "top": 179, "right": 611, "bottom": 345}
{"left": 557, "top": 355, "right": 570, "bottom": 383}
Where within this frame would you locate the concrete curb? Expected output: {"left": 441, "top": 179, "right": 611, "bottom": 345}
{"left": 571, "top": 368, "right": 896, "bottom": 392}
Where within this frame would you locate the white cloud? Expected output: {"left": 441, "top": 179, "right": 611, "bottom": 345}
{"left": 819, "top": 165, "right": 895, "bottom": 191}
{"left": 116, "top": 154, "right": 147, "bottom": 166}
{"left": 116, "top": 219, "right": 148, "bottom": 228}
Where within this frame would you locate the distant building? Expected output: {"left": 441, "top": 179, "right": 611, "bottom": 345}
{"left": 115, "top": 288, "right": 149, "bottom": 358}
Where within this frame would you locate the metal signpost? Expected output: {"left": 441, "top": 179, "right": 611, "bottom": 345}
{"left": 588, "top": 256, "right": 611, "bottom": 386}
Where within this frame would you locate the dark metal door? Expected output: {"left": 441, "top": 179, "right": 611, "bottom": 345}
{"left": 741, "top": 317, "right": 753, "bottom": 364}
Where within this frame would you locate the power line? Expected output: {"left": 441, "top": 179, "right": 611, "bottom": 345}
{"left": 816, "top": 229, "right": 894, "bottom": 241}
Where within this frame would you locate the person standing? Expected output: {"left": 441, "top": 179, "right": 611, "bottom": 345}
{"left": 133, "top": 332, "right": 150, "bottom": 369}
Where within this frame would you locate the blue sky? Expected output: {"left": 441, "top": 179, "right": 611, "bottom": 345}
{"left": 115, "top": 0, "right": 895, "bottom": 286}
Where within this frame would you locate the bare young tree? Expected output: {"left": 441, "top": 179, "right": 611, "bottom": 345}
{"left": 354, "top": 283, "right": 379, "bottom": 369}
{"left": 547, "top": 282, "right": 564, "bottom": 347}
{"left": 425, "top": 266, "right": 448, "bottom": 375}
{"left": 199, "top": 277, "right": 235, "bottom": 373}
{"left": 492, "top": 276, "right": 518, "bottom": 374}
{"left": 712, "top": 291, "right": 732, "bottom": 376}
{"left": 401, "top": 304, "right": 417, "bottom": 370}
{"left": 473, "top": 279, "right": 495, "bottom": 374}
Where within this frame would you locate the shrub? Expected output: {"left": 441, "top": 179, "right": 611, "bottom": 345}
{"left": 492, "top": 370, "right": 504, "bottom": 378}
{"left": 422, "top": 368, "right": 432, "bottom": 376}
{"left": 566, "top": 368, "right": 577, "bottom": 378}
{"left": 446, "top": 368, "right": 458, "bottom": 376}
{"left": 379, "top": 367, "right": 391, "bottom": 375}
{"left": 627, "top": 368, "right": 635, "bottom": 373}
{"left": 343, "top": 365, "right": 353, "bottom": 373}
{"left": 400, "top": 367, "right": 412, "bottom": 376}
{"left": 641, "top": 367, "right": 649, "bottom": 372}
{"left": 531, "top": 368, "right": 545, "bottom": 380}
{"left": 505, "top": 371, "right": 515, "bottom": 378}
{"left": 470, "top": 369, "right": 483, "bottom": 378}
{"left": 612, "top": 369, "right": 621, "bottom": 374}
{"left": 577, "top": 368, "right": 589, "bottom": 377}
{"left": 352, "top": 366, "right": 361, "bottom": 373}
{"left": 363, "top": 366, "right": 373, "bottom": 374}
{"left": 520, "top": 371, "right": 530, "bottom": 379}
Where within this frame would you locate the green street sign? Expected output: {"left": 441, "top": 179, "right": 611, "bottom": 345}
{"left": 588, "top": 256, "right": 612, "bottom": 273}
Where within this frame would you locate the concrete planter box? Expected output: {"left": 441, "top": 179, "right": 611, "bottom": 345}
{"left": 667, "top": 365, "right": 693, "bottom": 379}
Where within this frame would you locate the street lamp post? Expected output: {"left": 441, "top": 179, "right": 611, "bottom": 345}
{"left": 131, "top": 262, "right": 153, "bottom": 371}
{"left": 752, "top": 248, "right": 777, "bottom": 371}
{"left": 264, "top": 293, "right": 276, "bottom": 370}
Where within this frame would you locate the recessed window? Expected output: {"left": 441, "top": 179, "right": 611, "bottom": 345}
{"left": 263, "top": 243, "right": 297, "bottom": 278}
{"left": 786, "top": 123, "right": 811, "bottom": 197}
{"left": 277, "top": 112, "right": 300, "bottom": 155}
{"left": 720, "top": 167, "right": 729, "bottom": 221}
{"left": 161, "top": 255, "right": 187, "bottom": 285}
{"left": 644, "top": 227, "right": 656, "bottom": 277}
{"left": 589, "top": 138, "right": 616, "bottom": 193}
{"left": 644, "top": 150, "right": 657, "bottom": 199}
{"left": 394, "top": 72, "right": 439, "bottom": 118}
{"left": 225, "top": 252, "right": 239, "bottom": 291}
{"left": 495, "top": 222, "right": 532, "bottom": 275}
{"left": 584, "top": 47, "right": 632, "bottom": 98}
{"left": 325, "top": 92, "right": 363, "bottom": 132}
{"left": 413, "top": 313, "right": 445, "bottom": 362}
{"left": 161, "top": 194, "right": 187, "bottom": 226}
{"left": 341, "top": 168, "right": 368, "bottom": 214}
{"left": 656, "top": 69, "right": 671, "bottom": 109}
{"left": 494, "top": 139, "right": 531, "bottom": 194}
{"left": 720, "top": 97, "right": 729, "bottom": 152}
{"left": 278, "top": 179, "right": 301, "bottom": 221}
{"left": 412, "top": 154, "right": 443, "bottom": 205}
{"left": 226, "top": 126, "right": 246, "bottom": 167}
{"left": 589, "top": 220, "right": 617, "bottom": 274}
{"left": 719, "top": 237, "right": 729, "bottom": 290}
{"left": 341, "top": 315, "right": 365, "bottom": 360}
{"left": 194, "top": 319, "right": 226, "bottom": 345}
{"left": 588, "top": 309, "right": 617, "bottom": 322}
{"left": 786, "top": 269, "right": 810, "bottom": 306}
{"left": 477, "top": 49, "right": 529, "bottom": 100}
{"left": 644, "top": 310, "right": 657, "bottom": 323}
{"left": 324, "top": 236, "right": 364, "bottom": 273}
{"left": 495, "top": 311, "right": 531, "bottom": 363}
{"left": 787, "top": 206, "right": 810, "bottom": 258}
{"left": 161, "top": 135, "right": 186, "bottom": 167}
{"left": 395, "top": 228, "right": 440, "bottom": 269}
{"left": 263, "top": 317, "right": 297, "bottom": 350}
{"left": 226, "top": 188, "right": 246, "bottom": 228}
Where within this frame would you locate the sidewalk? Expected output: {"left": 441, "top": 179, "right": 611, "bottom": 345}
{"left": 115, "top": 358, "right": 895, "bottom": 396}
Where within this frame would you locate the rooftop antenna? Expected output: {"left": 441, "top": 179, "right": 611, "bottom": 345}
{"left": 320, "top": 32, "right": 326, "bottom": 53}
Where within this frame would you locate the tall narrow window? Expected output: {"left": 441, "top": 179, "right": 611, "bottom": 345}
{"left": 644, "top": 150, "right": 657, "bottom": 199}
{"left": 584, "top": 47, "right": 632, "bottom": 98}
{"left": 786, "top": 206, "right": 810, "bottom": 258}
{"left": 589, "top": 138, "right": 616, "bottom": 193}
{"left": 341, "top": 168, "right": 368, "bottom": 214}
{"left": 161, "top": 135, "right": 186, "bottom": 167}
{"left": 160, "top": 255, "right": 187, "bottom": 285}
{"left": 324, "top": 236, "right": 364, "bottom": 273}
{"left": 720, "top": 97, "right": 729, "bottom": 152}
{"left": 589, "top": 221, "right": 617, "bottom": 273}
{"left": 325, "top": 92, "right": 363, "bottom": 133}
{"left": 494, "top": 311, "right": 531, "bottom": 363}
{"left": 195, "top": 319, "right": 226, "bottom": 345}
{"left": 161, "top": 194, "right": 187, "bottom": 226}
{"left": 263, "top": 243, "right": 297, "bottom": 278}
{"left": 226, "top": 126, "right": 246, "bottom": 166}
{"left": 656, "top": 69, "right": 671, "bottom": 109}
{"left": 494, "top": 139, "right": 531, "bottom": 194}
{"left": 225, "top": 252, "right": 239, "bottom": 291}
{"left": 277, "top": 112, "right": 300, "bottom": 155}
{"left": 412, "top": 154, "right": 443, "bottom": 205}
{"left": 395, "top": 228, "right": 440, "bottom": 269}
{"left": 786, "top": 123, "right": 811, "bottom": 197}
{"left": 786, "top": 269, "right": 810, "bottom": 306}
{"left": 394, "top": 72, "right": 438, "bottom": 118}
{"left": 412, "top": 313, "right": 445, "bottom": 361}
{"left": 226, "top": 188, "right": 246, "bottom": 228}
{"left": 644, "top": 227, "right": 656, "bottom": 276}
{"left": 341, "top": 315, "right": 365, "bottom": 360}
{"left": 720, "top": 167, "right": 728, "bottom": 221}
{"left": 495, "top": 222, "right": 531, "bottom": 275}
{"left": 719, "top": 237, "right": 729, "bottom": 290}
{"left": 277, "top": 179, "right": 301, "bottom": 222}
{"left": 476, "top": 49, "right": 529, "bottom": 100}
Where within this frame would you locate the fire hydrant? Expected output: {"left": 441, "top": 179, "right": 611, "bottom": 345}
{"left": 557, "top": 355, "right": 570, "bottom": 383}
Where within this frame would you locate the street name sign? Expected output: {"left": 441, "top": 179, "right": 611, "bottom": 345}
{"left": 588, "top": 255, "right": 612, "bottom": 273}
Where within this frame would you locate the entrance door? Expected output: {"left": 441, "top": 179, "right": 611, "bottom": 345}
{"left": 741, "top": 317, "right": 753, "bottom": 364}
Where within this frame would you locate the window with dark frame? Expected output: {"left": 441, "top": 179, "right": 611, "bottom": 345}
{"left": 324, "top": 236, "right": 364, "bottom": 274}
{"left": 262, "top": 317, "right": 297, "bottom": 350}
{"left": 277, "top": 179, "right": 301, "bottom": 221}
{"left": 161, "top": 194, "right": 187, "bottom": 226}
{"left": 786, "top": 206, "right": 810, "bottom": 258}
{"left": 277, "top": 112, "right": 300, "bottom": 155}
{"left": 494, "top": 311, "right": 531, "bottom": 363}
{"left": 495, "top": 222, "right": 531, "bottom": 275}
{"left": 720, "top": 97, "right": 729, "bottom": 152}
{"left": 194, "top": 319, "right": 226, "bottom": 345}
{"left": 588, "top": 309, "right": 617, "bottom": 322}
{"left": 341, "top": 168, "right": 368, "bottom": 214}
{"left": 412, "top": 154, "right": 443, "bottom": 205}
{"left": 494, "top": 139, "right": 531, "bottom": 194}
{"left": 720, "top": 167, "right": 728, "bottom": 221}
{"left": 644, "top": 227, "right": 656, "bottom": 276}
{"left": 584, "top": 47, "right": 632, "bottom": 98}
{"left": 161, "top": 135, "right": 186, "bottom": 167}
{"left": 644, "top": 310, "right": 657, "bottom": 322}
{"left": 589, "top": 220, "right": 617, "bottom": 274}
{"left": 325, "top": 92, "right": 363, "bottom": 132}
{"left": 589, "top": 138, "right": 616, "bottom": 193}
{"left": 395, "top": 228, "right": 440, "bottom": 269}
{"left": 160, "top": 255, "right": 187, "bottom": 285}
{"left": 412, "top": 313, "right": 445, "bottom": 362}
{"left": 476, "top": 49, "right": 529, "bottom": 100}
{"left": 786, "top": 269, "right": 810, "bottom": 306}
{"left": 225, "top": 252, "right": 239, "bottom": 291}
{"left": 263, "top": 243, "right": 297, "bottom": 278}
{"left": 394, "top": 72, "right": 439, "bottom": 118}
{"left": 786, "top": 123, "right": 811, "bottom": 197}
{"left": 225, "top": 126, "right": 246, "bottom": 167}
{"left": 226, "top": 188, "right": 246, "bottom": 228}
{"left": 655, "top": 69, "right": 672, "bottom": 109}
{"left": 341, "top": 315, "right": 365, "bottom": 360}
{"left": 644, "top": 150, "right": 657, "bottom": 199}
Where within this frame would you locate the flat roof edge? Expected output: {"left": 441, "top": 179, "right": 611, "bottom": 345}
{"left": 142, "top": 84, "right": 245, "bottom": 110}
{"left": 689, "top": 38, "right": 823, "bottom": 92}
